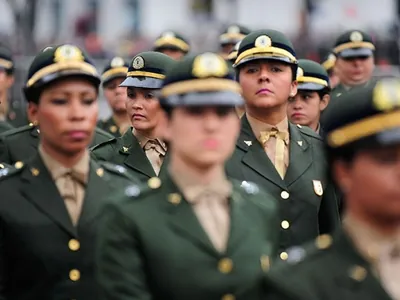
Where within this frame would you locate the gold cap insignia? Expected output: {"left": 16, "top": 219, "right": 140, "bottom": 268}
{"left": 132, "top": 56, "right": 145, "bottom": 69}
{"left": 227, "top": 25, "right": 240, "bottom": 34}
{"left": 192, "top": 52, "right": 228, "bottom": 78}
{"left": 350, "top": 31, "right": 363, "bottom": 42}
{"left": 54, "top": 45, "right": 85, "bottom": 63}
{"left": 312, "top": 180, "right": 323, "bottom": 196}
{"left": 255, "top": 35, "right": 272, "bottom": 49}
{"left": 122, "top": 146, "right": 129, "bottom": 153}
{"left": 148, "top": 177, "right": 161, "bottom": 189}
{"left": 111, "top": 56, "right": 125, "bottom": 68}
{"left": 315, "top": 234, "right": 332, "bottom": 250}
{"left": 162, "top": 31, "right": 175, "bottom": 38}
{"left": 372, "top": 78, "right": 400, "bottom": 111}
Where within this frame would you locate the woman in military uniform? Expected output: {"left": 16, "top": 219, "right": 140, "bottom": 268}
{"left": 91, "top": 51, "right": 175, "bottom": 181}
{"left": 287, "top": 59, "right": 331, "bottom": 135}
{"left": 96, "top": 52, "right": 279, "bottom": 300}
{"left": 0, "top": 44, "right": 132, "bottom": 300}
{"left": 265, "top": 77, "right": 400, "bottom": 300}
{"left": 153, "top": 31, "right": 190, "bottom": 60}
{"left": 225, "top": 29, "right": 340, "bottom": 260}
{"left": 97, "top": 56, "right": 130, "bottom": 137}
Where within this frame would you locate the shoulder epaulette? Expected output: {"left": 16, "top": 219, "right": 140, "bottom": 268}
{"left": 1, "top": 124, "right": 34, "bottom": 137}
{"left": 0, "top": 161, "right": 26, "bottom": 181}
{"left": 295, "top": 124, "right": 322, "bottom": 141}
{"left": 281, "top": 234, "right": 333, "bottom": 266}
{"left": 89, "top": 137, "right": 118, "bottom": 151}
{"left": 95, "top": 127, "right": 114, "bottom": 138}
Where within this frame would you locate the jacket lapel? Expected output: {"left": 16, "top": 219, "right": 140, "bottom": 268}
{"left": 163, "top": 176, "right": 217, "bottom": 256}
{"left": 237, "top": 116, "right": 286, "bottom": 189}
{"left": 119, "top": 130, "right": 156, "bottom": 178}
{"left": 29, "top": 126, "right": 40, "bottom": 151}
{"left": 226, "top": 185, "right": 250, "bottom": 253}
{"left": 333, "top": 230, "right": 393, "bottom": 300}
{"left": 284, "top": 124, "right": 313, "bottom": 186}
{"left": 77, "top": 160, "right": 112, "bottom": 227}
{"left": 158, "top": 152, "right": 170, "bottom": 180}
{"left": 20, "top": 154, "right": 77, "bottom": 237}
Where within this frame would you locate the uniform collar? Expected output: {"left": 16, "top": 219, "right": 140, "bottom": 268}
{"left": 246, "top": 113, "right": 289, "bottom": 143}
{"left": 343, "top": 213, "right": 400, "bottom": 265}
{"left": 38, "top": 144, "right": 90, "bottom": 184}
{"left": 133, "top": 128, "right": 167, "bottom": 153}
{"left": 169, "top": 164, "right": 232, "bottom": 204}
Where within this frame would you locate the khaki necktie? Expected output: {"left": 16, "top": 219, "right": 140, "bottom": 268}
{"left": 57, "top": 170, "right": 86, "bottom": 226}
{"left": 191, "top": 188, "right": 230, "bottom": 253}
{"left": 379, "top": 243, "right": 400, "bottom": 299}
{"left": 144, "top": 140, "right": 165, "bottom": 175}
{"left": 260, "top": 128, "right": 288, "bottom": 179}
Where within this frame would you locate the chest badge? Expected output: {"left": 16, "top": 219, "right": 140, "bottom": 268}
{"left": 312, "top": 180, "right": 323, "bottom": 196}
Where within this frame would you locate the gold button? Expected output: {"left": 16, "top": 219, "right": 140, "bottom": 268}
{"left": 280, "top": 191, "right": 289, "bottom": 199}
{"left": 280, "top": 252, "right": 288, "bottom": 260}
{"left": 218, "top": 258, "right": 233, "bottom": 274}
{"left": 96, "top": 168, "right": 104, "bottom": 177}
{"left": 315, "top": 234, "right": 332, "bottom": 250}
{"left": 222, "top": 294, "right": 235, "bottom": 300}
{"left": 69, "top": 269, "right": 80, "bottom": 281}
{"left": 15, "top": 161, "right": 24, "bottom": 169}
{"left": 68, "top": 239, "right": 80, "bottom": 251}
{"left": 281, "top": 220, "right": 290, "bottom": 229}
{"left": 148, "top": 177, "right": 161, "bottom": 189}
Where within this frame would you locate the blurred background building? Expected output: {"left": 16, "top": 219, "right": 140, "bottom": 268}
{"left": 1, "top": 0, "right": 400, "bottom": 117}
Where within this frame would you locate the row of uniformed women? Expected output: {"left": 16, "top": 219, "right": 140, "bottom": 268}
{"left": 0, "top": 29, "right": 341, "bottom": 300}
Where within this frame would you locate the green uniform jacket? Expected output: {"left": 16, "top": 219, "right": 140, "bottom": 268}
{"left": 226, "top": 116, "right": 341, "bottom": 255}
{"left": 6, "top": 107, "right": 29, "bottom": 128}
{"left": 96, "top": 175, "right": 279, "bottom": 300}
{"left": 0, "top": 121, "right": 13, "bottom": 134}
{"left": 321, "top": 79, "right": 377, "bottom": 128}
{"left": 0, "top": 124, "right": 113, "bottom": 165}
{"left": 90, "top": 129, "right": 169, "bottom": 182}
{"left": 264, "top": 230, "right": 393, "bottom": 300}
{"left": 97, "top": 117, "right": 124, "bottom": 138}
{"left": 0, "top": 154, "right": 134, "bottom": 300}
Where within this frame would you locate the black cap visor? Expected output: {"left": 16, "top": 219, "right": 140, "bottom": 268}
{"left": 235, "top": 54, "right": 295, "bottom": 68}
{"left": 162, "top": 91, "right": 244, "bottom": 107}
{"left": 298, "top": 82, "right": 327, "bottom": 91}
{"left": 119, "top": 77, "right": 163, "bottom": 89}
{"left": 338, "top": 48, "right": 374, "bottom": 58}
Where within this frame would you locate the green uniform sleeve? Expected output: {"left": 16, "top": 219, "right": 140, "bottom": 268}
{"left": 96, "top": 200, "right": 153, "bottom": 300}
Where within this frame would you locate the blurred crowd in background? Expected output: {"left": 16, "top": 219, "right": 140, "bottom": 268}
{"left": 1, "top": 0, "right": 400, "bottom": 116}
